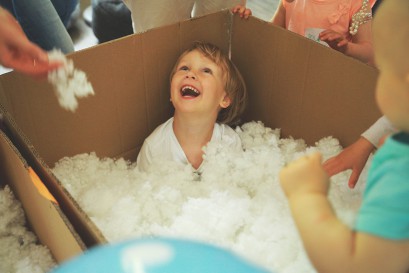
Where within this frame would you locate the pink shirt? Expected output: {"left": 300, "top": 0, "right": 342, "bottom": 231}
{"left": 283, "top": 0, "right": 376, "bottom": 41}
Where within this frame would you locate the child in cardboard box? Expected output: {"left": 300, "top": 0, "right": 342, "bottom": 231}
{"left": 233, "top": 0, "right": 376, "bottom": 65}
{"left": 279, "top": 1, "right": 409, "bottom": 272}
{"left": 137, "top": 41, "right": 247, "bottom": 173}
{"left": 122, "top": 0, "right": 246, "bottom": 34}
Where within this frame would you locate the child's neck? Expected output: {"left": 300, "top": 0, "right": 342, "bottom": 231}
{"left": 173, "top": 115, "right": 216, "bottom": 169}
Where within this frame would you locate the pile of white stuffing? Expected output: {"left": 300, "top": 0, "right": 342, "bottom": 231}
{"left": 0, "top": 186, "right": 56, "bottom": 273}
{"left": 52, "top": 121, "right": 370, "bottom": 273}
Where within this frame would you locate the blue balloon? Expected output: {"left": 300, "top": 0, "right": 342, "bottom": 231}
{"left": 50, "top": 237, "right": 272, "bottom": 273}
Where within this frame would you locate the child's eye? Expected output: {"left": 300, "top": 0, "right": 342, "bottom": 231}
{"left": 179, "top": 65, "right": 189, "bottom": 71}
{"left": 203, "top": 68, "right": 212, "bottom": 74}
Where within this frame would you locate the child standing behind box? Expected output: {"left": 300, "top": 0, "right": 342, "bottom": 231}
{"left": 279, "top": 1, "right": 409, "bottom": 272}
{"left": 137, "top": 41, "right": 247, "bottom": 173}
{"left": 122, "top": 0, "right": 245, "bottom": 34}
{"left": 233, "top": 0, "right": 376, "bottom": 65}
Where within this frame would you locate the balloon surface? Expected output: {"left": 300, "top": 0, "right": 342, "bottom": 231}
{"left": 50, "top": 237, "right": 272, "bottom": 273}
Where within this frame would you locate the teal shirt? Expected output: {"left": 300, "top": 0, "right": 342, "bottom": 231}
{"left": 355, "top": 132, "right": 409, "bottom": 240}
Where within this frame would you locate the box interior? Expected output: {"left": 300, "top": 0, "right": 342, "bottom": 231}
{"left": 0, "top": 130, "right": 85, "bottom": 263}
{"left": 0, "top": 10, "right": 381, "bottom": 246}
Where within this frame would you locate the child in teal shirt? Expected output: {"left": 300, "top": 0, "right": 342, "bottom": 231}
{"left": 279, "top": 1, "right": 409, "bottom": 272}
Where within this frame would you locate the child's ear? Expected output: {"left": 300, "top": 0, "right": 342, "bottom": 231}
{"left": 220, "top": 96, "right": 231, "bottom": 109}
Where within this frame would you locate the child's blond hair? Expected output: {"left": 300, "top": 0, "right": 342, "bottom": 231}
{"left": 170, "top": 41, "right": 247, "bottom": 126}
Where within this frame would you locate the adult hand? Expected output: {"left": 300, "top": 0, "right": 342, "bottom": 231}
{"left": 0, "top": 7, "right": 60, "bottom": 77}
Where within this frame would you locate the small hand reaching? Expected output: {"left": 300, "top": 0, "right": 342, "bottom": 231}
{"left": 232, "top": 5, "right": 252, "bottom": 19}
{"left": 319, "top": 29, "right": 348, "bottom": 54}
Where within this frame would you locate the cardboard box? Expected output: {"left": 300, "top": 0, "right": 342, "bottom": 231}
{"left": 0, "top": 124, "right": 85, "bottom": 263}
{"left": 0, "top": 11, "right": 381, "bottom": 246}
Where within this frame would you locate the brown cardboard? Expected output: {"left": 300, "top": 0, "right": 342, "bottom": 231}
{"left": 0, "top": 10, "right": 381, "bottom": 246}
{"left": 230, "top": 15, "right": 380, "bottom": 145}
{"left": 0, "top": 129, "right": 85, "bottom": 263}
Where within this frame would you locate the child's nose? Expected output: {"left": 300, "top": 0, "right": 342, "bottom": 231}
{"left": 185, "top": 70, "right": 196, "bottom": 79}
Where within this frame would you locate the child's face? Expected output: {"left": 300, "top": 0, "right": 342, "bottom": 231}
{"left": 373, "top": 1, "right": 409, "bottom": 132}
{"left": 170, "top": 50, "right": 230, "bottom": 119}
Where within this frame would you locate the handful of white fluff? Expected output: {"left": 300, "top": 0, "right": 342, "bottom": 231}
{"left": 0, "top": 186, "right": 56, "bottom": 273}
{"left": 47, "top": 49, "right": 95, "bottom": 112}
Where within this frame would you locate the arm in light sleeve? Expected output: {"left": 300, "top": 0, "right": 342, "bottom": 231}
{"left": 361, "top": 116, "right": 396, "bottom": 148}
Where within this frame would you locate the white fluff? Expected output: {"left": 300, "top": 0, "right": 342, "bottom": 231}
{"left": 53, "top": 121, "right": 370, "bottom": 273}
{"left": 0, "top": 186, "right": 56, "bottom": 273}
{"left": 47, "top": 49, "right": 95, "bottom": 112}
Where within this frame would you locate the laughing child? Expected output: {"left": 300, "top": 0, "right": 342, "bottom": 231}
{"left": 137, "top": 41, "right": 247, "bottom": 173}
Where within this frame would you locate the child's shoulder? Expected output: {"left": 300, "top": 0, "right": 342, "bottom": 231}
{"left": 144, "top": 117, "right": 174, "bottom": 143}
{"left": 215, "top": 122, "right": 238, "bottom": 135}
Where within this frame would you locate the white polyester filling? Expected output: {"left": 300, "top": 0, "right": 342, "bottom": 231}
{"left": 48, "top": 49, "right": 94, "bottom": 112}
{"left": 53, "top": 121, "right": 369, "bottom": 273}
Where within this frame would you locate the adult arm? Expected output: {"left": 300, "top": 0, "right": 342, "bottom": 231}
{"left": 0, "top": 7, "right": 59, "bottom": 77}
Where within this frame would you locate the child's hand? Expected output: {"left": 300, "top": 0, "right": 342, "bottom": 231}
{"left": 232, "top": 5, "right": 252, "bottom": 19}
{"left": 323, "top": 137, "right": 374, "bottom": 189}
{"left": 280, "top": 152, "right": 329, "bottom": 199}
{"left": 319, "top": 29, "right": 348, "bottom": 54}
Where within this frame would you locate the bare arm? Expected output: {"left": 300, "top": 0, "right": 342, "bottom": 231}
{"left": 271, "top": 1, "right": 285, "bottom": 27}
{"left": 318, "top": 20, "right": 373, "bottom": 65}
{"left": 322, "top": 136, "right": 375, "bottom": 188}
{"left": 346, "top": 21, "right": 374, "bottom": 65}
{"left": 280, "top": 153, "right": 409, "bottom": 273}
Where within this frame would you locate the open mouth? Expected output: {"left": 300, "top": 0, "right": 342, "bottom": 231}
{"left": 181, "top": 85, "right": 200, "bottom": 98}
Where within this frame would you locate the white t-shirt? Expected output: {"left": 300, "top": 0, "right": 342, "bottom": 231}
{"left": 122, "top": 0, "right": 246, "bottom": 33}
{"left": 361, "top": 116, "right": 396, "bottom": 147}
{"left": 137, "top": 117, "right": 242, "bottom": 172}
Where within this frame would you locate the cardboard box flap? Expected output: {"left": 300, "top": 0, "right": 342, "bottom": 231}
{"left": 0, "top": 130, "right": 85, "bottom": 263}
{"left": 1, "top": 109, "right": 108, "bottom": 246}
{"left": 231, "top": 15, "right": 381, "bottom": 146}
{"left": 179, "top": 10, "right": 232, "bottom": 54}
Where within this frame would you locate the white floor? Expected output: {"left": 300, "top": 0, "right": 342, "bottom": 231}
{"left": 70, "top": 11, "right": 99, "bottom": 52}
{"left": 0, "top": 0, "right": 278, "bottom": 75}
